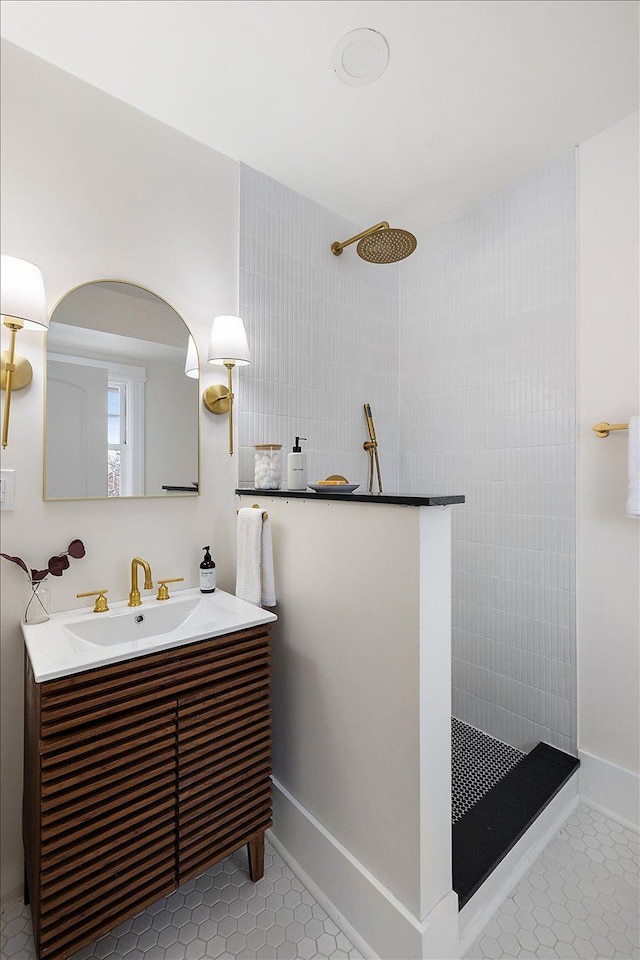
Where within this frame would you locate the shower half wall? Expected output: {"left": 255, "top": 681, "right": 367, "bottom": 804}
{"left": 399, "top": 153, "right": 577, "bottom": 754}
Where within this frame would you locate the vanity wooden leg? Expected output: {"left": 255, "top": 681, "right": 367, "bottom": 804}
{"left": 247, "top": 832, "right": 265, "bottom": 881}
{"left": 23, "top": 861, "right": 30, "bottom": 905}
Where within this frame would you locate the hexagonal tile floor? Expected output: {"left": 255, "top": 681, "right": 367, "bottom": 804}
{"left": 0, "top": 840, "right": 363, "bottom": 960}
{"left": 465, "top": 804, "right": 639, "bottom": 960}
{"left": 3, "top": 806, "right": 638, "bottom": 959}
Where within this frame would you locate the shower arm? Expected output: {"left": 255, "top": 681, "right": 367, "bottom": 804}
{"left": 331, "top": 222, "right": 389, "bottom": 256}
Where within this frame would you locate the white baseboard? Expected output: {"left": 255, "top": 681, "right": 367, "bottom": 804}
{"left": 266, "top": 829, "right": 377, "bottom": 960}
{"left": 270, "top": 778, "right": 460, "bottom": 960}
{"left": 0, "top": 885, "right": 23, "bottom": 911}
{"left": 578, "top": 750, "right": 640, "bottom": 832}
{"left": 458, "top": 774, "right": 580, "bottom": 956}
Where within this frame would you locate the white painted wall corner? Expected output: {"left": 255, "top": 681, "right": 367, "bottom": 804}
{"left": 270, "top": 779, "right": 460, "bottom": 960}
{"left": 578, "top": 750, "right": 640, "bottom": 832}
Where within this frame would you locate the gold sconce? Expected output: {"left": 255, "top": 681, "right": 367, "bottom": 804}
{"left": 202, "top": 315, "right": 250, "bottom": 456}
{"left": 1, "top": 255, "right": 49, "bottom": 449}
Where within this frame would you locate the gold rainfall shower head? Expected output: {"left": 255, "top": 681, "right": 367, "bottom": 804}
{"left": 331, "top": 221, "right": 417, "bottom": 264}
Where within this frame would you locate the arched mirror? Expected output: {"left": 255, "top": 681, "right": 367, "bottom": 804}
{"left": 44, "top": 281, "right": 199, "bottom": 500}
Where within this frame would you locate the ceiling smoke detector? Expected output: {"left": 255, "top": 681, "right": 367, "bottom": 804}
{"left": 332, "top": 28, "right": 389, "bottom": 87}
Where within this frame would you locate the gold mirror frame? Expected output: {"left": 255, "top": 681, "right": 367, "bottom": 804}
{"left": 43, "top": 279, "right": 201, "bottom": 501}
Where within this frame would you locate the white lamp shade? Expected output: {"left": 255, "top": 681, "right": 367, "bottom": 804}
{"left": 1, "top": 255, "right": 48, "bottom": 330}
{"left": 207, "top": 315, "right": 250, "bottom": 366}
{"left": 185, "top": 335, "right": 199, "bottom": 378}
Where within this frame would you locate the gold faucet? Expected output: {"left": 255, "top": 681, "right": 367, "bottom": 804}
{"left": 128, "top": 557, "right": 153, "bottom": 607}
{"left": 77, "top": 590, "right": 109, "bottom": 613}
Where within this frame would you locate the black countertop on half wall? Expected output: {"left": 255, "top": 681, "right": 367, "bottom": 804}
{"left": 236, "top": 488, "right": 465, "bottom": 506}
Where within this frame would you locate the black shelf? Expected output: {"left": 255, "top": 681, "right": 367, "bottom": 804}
{"left": 236, "top": 488, "right": 465, "bottom": 507}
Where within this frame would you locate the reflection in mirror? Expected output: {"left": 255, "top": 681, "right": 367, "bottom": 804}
{"left": 45, "top": 281, "right": 199, "bottom": 500}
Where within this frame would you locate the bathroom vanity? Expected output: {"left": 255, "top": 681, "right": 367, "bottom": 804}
{"left": 22, "top": 590, "right": 275, "bottom": 960}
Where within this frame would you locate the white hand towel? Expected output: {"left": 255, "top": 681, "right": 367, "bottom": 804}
{"left": 236, "top": 508, "right": 277, "bottom": 607}
{"left": 627, "top": 415, "right": 640, "bottom": 518}
{"left": 261, "top": 518, "right": 276, "bottom": 608}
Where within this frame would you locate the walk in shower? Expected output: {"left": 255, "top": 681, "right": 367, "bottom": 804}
{"left": 237, "top": 153, "right": 580, "bottom": 911}
{"left": 399, "top": 151, "right": 579, "bottom": 904}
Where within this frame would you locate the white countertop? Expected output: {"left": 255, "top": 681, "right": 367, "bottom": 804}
{"left": 22, "top": 588, "right": 277, "bottom": 683}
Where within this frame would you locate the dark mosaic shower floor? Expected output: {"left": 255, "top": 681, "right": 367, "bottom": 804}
{"left": 451, "top": 717, "right": 525, "bottom": 823}
{"left": 451, "top": 720, "right": 581, "bottom": 908}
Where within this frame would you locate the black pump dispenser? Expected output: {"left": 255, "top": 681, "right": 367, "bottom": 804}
{"left": 292, "top": 436, "right": 306, "bottom": 452}
{"left": 200, "top": 546, "right": 216, "bottom": 594}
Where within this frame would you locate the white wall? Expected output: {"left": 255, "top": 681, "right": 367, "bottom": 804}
{"left": 238, "top": 164, "right": 399, "bottom": 492}
{"left": 143, "top": 353, "right": 199, "bottom": 495}
{"left": 52, "top": 282, "right": 187, "bottom": 346}
{"left": 577, "top": 113, "right": 640, "bottom": 784}
{"left": 0, "top": 41, "right": 239, "bottom": 900}
{"left": 268, "top": 498, "right": 422, "bottom": 911}
{"left": 399, "top": 155, "right": 577, "bottom": 754}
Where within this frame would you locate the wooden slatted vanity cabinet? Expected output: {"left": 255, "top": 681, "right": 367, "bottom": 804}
{"left": 23, "top": 623, "right": 272, "bottom": 960}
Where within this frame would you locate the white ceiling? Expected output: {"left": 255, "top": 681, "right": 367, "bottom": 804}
{"left": 2, "top": 0, "right": 638, "bottom": 230}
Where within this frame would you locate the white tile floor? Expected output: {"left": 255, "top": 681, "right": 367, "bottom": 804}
{"left": 465, "top": 805, "right": 639, "bottom": 960}
{"left": 2, "top": 805, "right": 638, "bottom": 960}
{"left": 0, "top": 840, "right": 362, "bottom": 960}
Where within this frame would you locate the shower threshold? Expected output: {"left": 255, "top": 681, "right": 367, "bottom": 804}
{"left": 451, "top": 719, "right": 579, "bottom": 909}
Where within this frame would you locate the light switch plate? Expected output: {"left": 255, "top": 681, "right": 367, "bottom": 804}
{"left": 0, "top": 469, "right": 15, "bottom": 510}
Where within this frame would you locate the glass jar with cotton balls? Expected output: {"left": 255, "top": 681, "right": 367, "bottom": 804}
{"left": 254, "top": 444, "right": 282, "bottom": 490}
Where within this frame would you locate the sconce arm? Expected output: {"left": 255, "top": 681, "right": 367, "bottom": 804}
{"left": 1, "top": 320, "right": 33, "bottom": 449}
{"left": 201, "top": 361, "right": 237, "bottom": 456}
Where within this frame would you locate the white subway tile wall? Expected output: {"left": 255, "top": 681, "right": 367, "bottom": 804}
{"left": 239, "top": 156, "right": 576, "bottom": 754}
{"left": 398, "top": 154, "right": 577, "bottom": 753}
{"left": 238, "top": 164, "right": 400, "bottom": 491}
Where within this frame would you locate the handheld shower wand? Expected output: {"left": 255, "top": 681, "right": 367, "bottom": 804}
{"left": 363, "top": 403, "right": 383, "bottom": 494}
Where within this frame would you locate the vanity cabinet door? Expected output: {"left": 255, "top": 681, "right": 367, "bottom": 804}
{"left": 24, "top": 624, "right": 273, "bottom": 959}
{"left": 27, "top": 671, "right": 177, "bottom": 960}
{"left": 178, "top": 629, "right": 272, "bottom": 884}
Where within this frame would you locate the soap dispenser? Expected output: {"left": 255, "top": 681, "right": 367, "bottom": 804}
{"left": 200, "top": 546, "right": 216, "bottom": 594}
{"left": 287, "top": 437, "right": 307, "bottom": 490}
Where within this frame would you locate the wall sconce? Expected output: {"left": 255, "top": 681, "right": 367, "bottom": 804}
{"left": 184, "top": 335, "right": 199, "bottom": 379}
{"left": 202, "top": 315, "right": 250, "bottom": 456}
{"left": 1, "top": 255, "right": 49, "bottom": 449}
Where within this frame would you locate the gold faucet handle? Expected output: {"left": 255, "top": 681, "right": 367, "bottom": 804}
{"left": 156, "top": 578, "right": 184, "bottom": 601}
{"left": 77, "top": 590, "right": 109, "bottom": 613}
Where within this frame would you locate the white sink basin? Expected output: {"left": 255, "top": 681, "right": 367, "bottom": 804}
{"left": 22, "top": 588, "right": 277, "bottom": 682}
{"left": 64, "top": 596, "right": 201, "bottom": 646}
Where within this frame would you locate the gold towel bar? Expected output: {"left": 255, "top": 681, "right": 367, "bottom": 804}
{"left": 237, "top": 503, "right": 268, "bottom": 520}
{"left": 592, "top": 421, "right": 630, "bottom": 438}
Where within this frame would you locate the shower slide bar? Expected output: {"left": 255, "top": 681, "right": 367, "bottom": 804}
{"left": 592, "top": 420, "right": 630, "bottom": 437}
{"left": 363, "top": 402, "right": 383, "bottom": 494}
